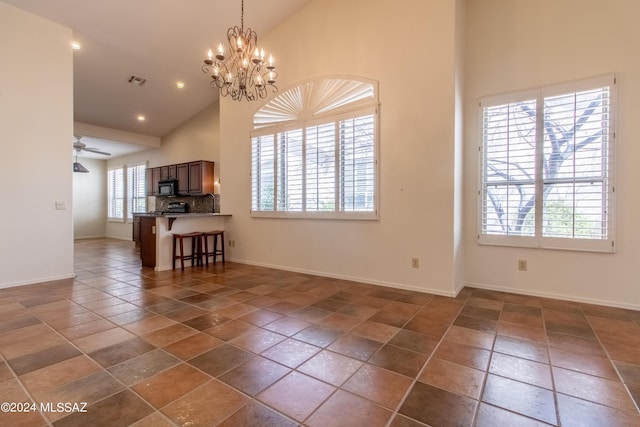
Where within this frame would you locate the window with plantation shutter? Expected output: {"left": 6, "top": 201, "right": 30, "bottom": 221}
{"left": 126, "top": 163, "right": 146, "bottom": 220}
{"left": 251, "top": 134, "right": 275, "bottom": 211}
{"left": 478, "top": 75, "right": 615, "bottom": 252}
{"left": 340, "top": 114, "right": 376, "bottom": 212}
{"left": 107, "top": 166, "right": 125, "bottom": 221}
{"left": 251, "top": 77, "right": 379, "bottom": 219}
{"left": 278, "top": 129, "right": 304, "bottom": 211}
{"left": 306, "top": 123, "right": 335, "bottom": 211}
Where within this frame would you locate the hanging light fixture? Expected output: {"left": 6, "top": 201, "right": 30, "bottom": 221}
{"left": 202, "top": 0, "right": 278, "bottom": 101}
{"left": 73, "top": 155, "right": 89, "bottom": 173}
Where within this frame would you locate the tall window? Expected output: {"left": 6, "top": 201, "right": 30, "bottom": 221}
{"left": 107, "top": 166, "right": 125, "bottom": 220}
{"left": 108, "top": 163, "right": 146, "bottom": 221}
{"left": 251, "top": 77, "right": 379, "bottom": 219}
{"left": 127, "top": 163, "right": 146, "bottom": 220}
{"left": 478, "top": 75, "right": 615, "bottom": 252}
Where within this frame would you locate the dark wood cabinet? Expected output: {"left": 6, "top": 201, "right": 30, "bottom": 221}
{"left": 160, "top": 165, "right": 177, "bottom": 180}
{"left": 152, "top": 168, "right": 161, "bottom": 195}
{"left": 132, "top": 215, "right": 141, "bottom": 248}
{"left": 144, "top": 167, "right": 163, "bottom": 196}
{"left": 139, "top": 216, "right": 156, "bottom": 268}
{"left": 145, "top": 169, "right": 153, "bottom": 196}
{"left": 188, "top": 162, "right": 202, "bottom": 194}
{"left": 144, "top": 160, "right": 214, "bottom": 196}
{"left": 177, "top": 163, "right": 189, "bottom": 194}
{"left": 188, "top": 160, "right": 215, "bottom": 194}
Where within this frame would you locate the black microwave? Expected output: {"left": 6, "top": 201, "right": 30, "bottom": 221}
{"left": 158, "top": 180, "right": 178, "bottom": 196}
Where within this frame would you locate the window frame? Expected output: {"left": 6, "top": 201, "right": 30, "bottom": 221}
{"left": 126, "top": 162, "right": 147, "bottom": 222}
{"left": 107, "top": 162, "right": 147, "bottom": 222}
{"left": 251, "top": 104, "right": 379, "bottom": 220}
{"left": 477, "top": 74, "right": 616, "bottom": 253}
{"left": 107, "top": 165, "right": 125, "bottom": 222}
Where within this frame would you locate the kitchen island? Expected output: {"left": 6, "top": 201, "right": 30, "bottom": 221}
{"left": 133, "top": 213, "right": 231, "bottom": 271}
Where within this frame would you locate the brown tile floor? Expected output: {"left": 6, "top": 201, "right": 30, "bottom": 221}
{"left": 1, "top": 238, "right": 640, "bottom": 426}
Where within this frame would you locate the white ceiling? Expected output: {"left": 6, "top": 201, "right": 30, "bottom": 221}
{"left": 5, "top": 0, "right": 311, "bottom": 158}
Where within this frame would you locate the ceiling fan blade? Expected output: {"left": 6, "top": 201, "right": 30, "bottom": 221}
{"left": 84, "top": 147, "right": 111, "bottom": 156}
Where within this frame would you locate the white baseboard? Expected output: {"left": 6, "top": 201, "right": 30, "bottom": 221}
{"left": 226, "top": 257, "right": 459, "bottom": 298}
{"left": 463, "top": 280, "right": 640, "bottom": 311}
{"left": 0, "top": 273, "right": 75, "bottom": 290}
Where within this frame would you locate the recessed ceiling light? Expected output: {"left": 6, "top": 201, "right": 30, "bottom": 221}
{"left": 137, "top": 115, "right": 146, "bottom": 122}
{"left": 176, "top": 81, "right": 185, "bottom": 89}
{"left": 71, "top": 41, "right": 81, "bottom": 50}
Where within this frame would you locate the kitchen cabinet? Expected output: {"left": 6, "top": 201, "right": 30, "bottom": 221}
{"left": 144, "top": 167, "right": 163, "bottom": 196}
{"left": 160, "top": 165, "right": 177, "bottom": 180}
{"left": 139, "top": 216, "right": 156, "bottom": 268}
{"left": 145, "top": 169, "right": 153, "bottom": 196}
{"left": 144, "top": 160, "right": 214, "bottom": 196}
{"left": 132, "top": 215, "right": 140, "bottom": 249}
{"left": 177, "top": 163, "right": 189, "bottom": 194}
{"left": 188, "top": 160, "right": 215, "bottom": 194}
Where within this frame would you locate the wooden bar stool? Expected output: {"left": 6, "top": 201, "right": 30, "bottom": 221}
{"left": 202, "top": 230, "right": 225, "bottom": 266}
{"left": 172, "top": 232, "right": 203, "bottom": 271}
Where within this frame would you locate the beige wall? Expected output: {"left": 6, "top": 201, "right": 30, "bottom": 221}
{"left": 105, "top": 101, "right": 220, "bottom": 240}
{"left": 73, "top": 158, "right": 107, "bottom": 239}
{"left": 463, "top": 0, "right": 640, "bottom": 309}
{"left": 220, "top": 0, "right": 464, "bottom": 296}
{"left": 0, "top": 2, "right": 74, "bottom": 287}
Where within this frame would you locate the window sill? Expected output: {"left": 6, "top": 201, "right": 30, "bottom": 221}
{"left": 478, "top": 235, "right": 614, "bottom": 253}
{"left": 251, "top": 211, "right": 378, "bottom": 221}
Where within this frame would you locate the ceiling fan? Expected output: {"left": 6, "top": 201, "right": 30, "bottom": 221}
{"left": 73, "top": 136, "right": 110, "bottom": 173}
{"left": 73, "top": 135, "right": 111, "bottom": 156}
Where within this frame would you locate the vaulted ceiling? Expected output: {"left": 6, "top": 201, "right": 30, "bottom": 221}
{"left": 5, "top": 0, "right": 311, "bottom": 156}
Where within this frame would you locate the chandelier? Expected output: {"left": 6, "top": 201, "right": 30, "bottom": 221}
{"left": 202, "top": 0, "right": 278, "bottom": 102}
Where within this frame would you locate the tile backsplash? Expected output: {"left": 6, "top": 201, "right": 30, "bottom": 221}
{"left": 155, "top": 194, "right": 220, "bottom": 213}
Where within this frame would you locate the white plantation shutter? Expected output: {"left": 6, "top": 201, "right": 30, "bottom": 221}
{"left": 108, "top": 166, "right": 125, "bottom": 220}
{"left": 277, "top": 129, "right": 304, "bottom": 211}
{"left": 479, "top": 75, "right": 615, "bottom": 252}
{"left": 340, "top": 114, "right": 376, "bottom": 212}
{"left": 480, "top": 97, "right": 537, "bottom": 237}
{"left": 250, "top": 77, "right": 379, "bottom": 219}
{"left": 542, "top": 87, "right": 610, "bottom": 240}
{"left": 306, "top": 123, "right": 336, "bottom": 211}
{"left": 252, "top": 134, "right": 276, "bottom": 211}
{"left": 127, "top": 163, "right": 146, "bottom": 220}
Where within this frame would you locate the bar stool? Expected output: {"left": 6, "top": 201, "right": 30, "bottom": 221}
{"left": 172, "top": 232, "right": 203, "bottom": 271}
{"left": 202, "top": 230, "right": 225, "bottom": 266}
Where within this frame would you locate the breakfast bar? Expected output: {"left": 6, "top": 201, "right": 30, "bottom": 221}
{"left": 133, "top": 213, "right": 231, "bottom": 271}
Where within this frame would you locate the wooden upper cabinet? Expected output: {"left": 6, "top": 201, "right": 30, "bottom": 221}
{"left": 151, "top": 168, "right": 161, "bottom": 195}
{"left": 145, "top": 161, "right": 214, "bottom": 196}
{"left": 188, "top": 161, "right": 215, "bottom": 194}
{"left": 145, "top": 168, "right": 153, "bottom": 196}
{"left": 177, "top": 163, "right": 189, "bottom": 194}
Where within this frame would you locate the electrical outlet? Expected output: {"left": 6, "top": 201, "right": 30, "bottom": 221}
{"left": 228, "top": 240, "right": 236, "bottom": 248}
{"left": 518, "top": 259, "right": 527, "bottom": 271}
{"left": 55, "top": 201, "right": 66, "bottom": 210}
{"left": 411, "top": 258, "right": 419, "bottom": 269}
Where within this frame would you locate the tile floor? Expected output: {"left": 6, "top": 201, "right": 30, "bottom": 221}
{"left": 1, "top": 238, "right": 640, "bottom": 426}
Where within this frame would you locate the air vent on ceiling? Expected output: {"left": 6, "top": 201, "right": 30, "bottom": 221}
{"left": 128, "top": 75, "right": 147, "bottom": 86}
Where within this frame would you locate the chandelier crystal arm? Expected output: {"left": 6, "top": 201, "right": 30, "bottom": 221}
{"left": 201, "top": 0, "right": 278, "bottom": 102}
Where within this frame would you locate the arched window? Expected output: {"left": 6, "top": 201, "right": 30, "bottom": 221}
{"left": 251, "top": 77, "right": 379, "bottom": 219}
